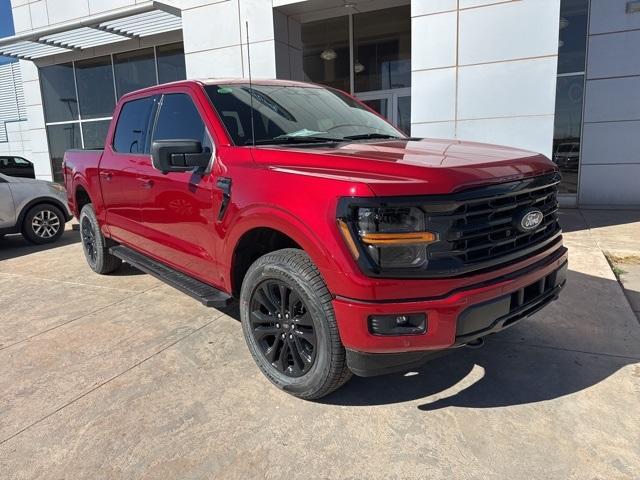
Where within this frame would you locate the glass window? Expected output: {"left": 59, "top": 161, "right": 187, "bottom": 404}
{"left": 13, "top": 157, "right": 30, "bottom": 165}
{"left": 75, "top": 56, "right": 116, "bottom": 119}
{"left": 153, "top": 93, "right": 210, "bottom": 149}
{"left": 82, "top": 120, "right": 111, "bottom": 150}
{"left": 113, "top": 48, "right": 157, "bottom": 98}
{"left": 301, "top": 16, "right": 350, "bottom": 92}
{"left": 204, "top": 84, "right": 402, "bottom": 145}
{"left": 558, "top": 0, "right": 589, "bottom": 75}
{"left": 553, "top": 75, "right": 584, "bottom": 194}
{"left": 353, "top": 6, "right": 411, "bottom": 92}
{"left": 157, "top": 43, "right": 186, "bottom": 84}
{"left": 47, "top": 123, "right": 81, "bottom": 183}
{"left": 396, "top": 96, "right": 411, "bottom": 135}
{"left": 113, "top": 97, "right": 155, "bottom": 154}
{"left": 39, "top": 63, "right": 78, "bottom": 122}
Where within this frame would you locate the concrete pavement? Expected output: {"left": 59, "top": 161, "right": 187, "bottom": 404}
{"left": 0, "top": 211, "right": 639, "bottom": 480}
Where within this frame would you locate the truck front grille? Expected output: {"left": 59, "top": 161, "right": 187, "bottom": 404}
{"left": 421, "top": 173, "right": 563, "bottom": 277}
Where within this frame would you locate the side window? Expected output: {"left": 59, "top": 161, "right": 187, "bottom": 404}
{"left": 153, "top": 93, "right": 212, "bottom": 152}
{"left": 13, "top": 157, "right": 30, "bottom": 166}
{"left": 113, "top": 97, "right": 154, "bottom": 154}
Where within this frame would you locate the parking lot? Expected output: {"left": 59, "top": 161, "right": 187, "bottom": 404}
{"left": 0, "top": 210, "right": 639, "bottom": 480}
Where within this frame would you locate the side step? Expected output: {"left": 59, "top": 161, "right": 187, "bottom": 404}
{"left": 109, "top": 245, "right": 233, "bottom": 308}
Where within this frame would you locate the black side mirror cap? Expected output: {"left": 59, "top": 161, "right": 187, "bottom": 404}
{"left": 151, "top": 139, "right": 211, "bottom": 174}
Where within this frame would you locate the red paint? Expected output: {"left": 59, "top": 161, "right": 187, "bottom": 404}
{"left": 63, "top": 79, "right": 564, "bottom": 354}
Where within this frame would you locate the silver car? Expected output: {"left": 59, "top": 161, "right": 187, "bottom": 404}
{"left": 0, "top": 173, "right": 72, "bottom": 244}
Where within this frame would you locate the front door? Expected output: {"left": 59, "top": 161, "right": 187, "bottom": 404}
{"left": 0, "top": 179, "right": 16, "bottom": 229}
{"left": 136, "top": 91, "right": 220, "bottom": 285}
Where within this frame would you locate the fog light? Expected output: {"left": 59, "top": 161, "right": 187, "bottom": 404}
{"left": 368, "top": 313, "right": 427, "bottom": 336}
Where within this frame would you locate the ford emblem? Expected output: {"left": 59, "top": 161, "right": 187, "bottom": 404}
{"left": 515, "top": 208, "right": 544, "bottom": 232}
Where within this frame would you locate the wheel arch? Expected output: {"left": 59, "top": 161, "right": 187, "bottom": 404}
{"left": 225, "top": 207, "right": 340, "bottom": 298}
{"left": 17, "top": 196, "right": 70, "bottom": 230}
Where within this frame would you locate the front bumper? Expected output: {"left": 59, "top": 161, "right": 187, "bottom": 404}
{"left": 333, "top": 247, "right": 568, "bottom": 376}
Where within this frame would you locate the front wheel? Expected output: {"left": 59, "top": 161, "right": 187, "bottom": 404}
{"left": 240, "top": 248, "right": 352, "bottom": 400}
{"left": 22, "top": 203, "right": 65, "bottom": 244}
{"left": 79, "top": 204, "right": 122, "bottom": 274}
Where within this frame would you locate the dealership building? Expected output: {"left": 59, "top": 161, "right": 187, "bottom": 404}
{"left": 0, "top": 0, "right": 638, "bottom": 207}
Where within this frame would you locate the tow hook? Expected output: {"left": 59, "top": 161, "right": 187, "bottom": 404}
{"left": 465, "top": 338, "right": 484, "bottom": 349}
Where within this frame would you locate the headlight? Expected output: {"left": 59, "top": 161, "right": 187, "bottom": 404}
{"left": 339, "top": 205, "right": 438, "bottom": 271}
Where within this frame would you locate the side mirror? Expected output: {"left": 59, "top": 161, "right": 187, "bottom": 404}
{"left": 151, "top": 139, "right": 211, "bottom": 174}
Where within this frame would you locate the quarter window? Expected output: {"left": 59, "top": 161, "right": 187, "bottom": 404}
{"left": 113, "top": 97, "right": 155, "bottom": 154}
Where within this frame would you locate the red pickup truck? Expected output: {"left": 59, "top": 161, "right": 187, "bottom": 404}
{"left": 63, "top": 79, "right": 567, "bottom": 399}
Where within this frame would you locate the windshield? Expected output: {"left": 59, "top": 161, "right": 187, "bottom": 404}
{"left": 204, "top": 84, "right": 404, "bottom": 146}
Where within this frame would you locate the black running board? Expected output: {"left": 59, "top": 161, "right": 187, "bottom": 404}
{"left": 109, "top": 245, "right": 233, "bottom": 308}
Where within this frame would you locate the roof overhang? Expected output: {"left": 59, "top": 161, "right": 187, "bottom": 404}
{"left": 0, "top": 1, "right": 182, "bottom": 61}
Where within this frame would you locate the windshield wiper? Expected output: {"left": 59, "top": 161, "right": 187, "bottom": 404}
{"left": 252, "top": 136, "right": 341, "bottom": 145}
{"left": 342, "top": 133, "right": 403, "bottom": 140}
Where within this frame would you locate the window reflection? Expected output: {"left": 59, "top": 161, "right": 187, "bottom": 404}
{"left": 302, "top": 16, "right": 350, "bottom": 92}
{"left": 554, "top": 0, "right": 588, "bottom": 195}
{"left": 75, "top": 56, "right": 116, "bottom": 119}
{"left": 353, "top": 6, "right": 411, "bottom": 92}
{"left": 40, "top": 63, "right": 78, "bottom": 123}
{"left": 157, "top": 42, "right": 186, "bottom": 84}
{"left": 558, "top": 0, "right": 589, "bottom": 75}
{"left": 113, "top": 48, "right": 157, "bottom": 98}
{"left": 46, "top": 123, "right": 81, "bottom": 183}
{"left": 81, "top": 120, "right": 111, "bottom": 150}
{"left": 553, "top": 75, "right": 584, "bottom": 194}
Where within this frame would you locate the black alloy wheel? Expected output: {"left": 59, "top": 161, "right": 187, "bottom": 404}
{"left": 81, "top": 215, "right": 97, "bottom": 266}
{"left": 249, "top": 280, "right": 317, "bottom": 377}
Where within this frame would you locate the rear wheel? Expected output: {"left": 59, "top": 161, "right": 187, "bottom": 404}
{"left": 79, "top": 204, "right": 122, "bottom": 274}
{"left": 240, "top": 248, "right": 351, "bottom": 400}
{"left": 22, "top": 203, "right": 65, "bottom": 244}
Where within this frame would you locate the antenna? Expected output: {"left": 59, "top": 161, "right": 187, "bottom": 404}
{"left": 245, "top": 21, "right": 256, "bottom": 147}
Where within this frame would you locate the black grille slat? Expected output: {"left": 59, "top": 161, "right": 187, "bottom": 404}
{"left": 425, "top": 175, "right": 561, "bottom": 272}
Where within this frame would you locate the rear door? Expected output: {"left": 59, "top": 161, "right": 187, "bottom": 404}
{"left": 99, "top": 95, "right": 157, "bottom": 246}
{"left": 135, "top": 90, "right": 220, "bottom": 283}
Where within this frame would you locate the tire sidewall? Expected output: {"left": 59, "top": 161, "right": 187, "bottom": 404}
{"left": 240, "top": 258, "right": 334, "bottom": 396}
{"left": 23, "top": 204, "right": 65, "bottom": 244}
{"left": 79, "top": 205, "right": 105, "bottom": 271}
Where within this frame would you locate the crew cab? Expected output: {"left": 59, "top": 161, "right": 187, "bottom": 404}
{"left": 63, "top": 79, "right": 567, "bottom": 399}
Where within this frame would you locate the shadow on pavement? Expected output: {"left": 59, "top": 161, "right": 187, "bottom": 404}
{"left": 0, "top": 229, "right": 81, "bottom": 262}
{"left": 320, "top": 269, "right": 639, "bottom": 409}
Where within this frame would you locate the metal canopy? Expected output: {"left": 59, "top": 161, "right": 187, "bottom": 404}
{"left": 0, "top": 1, "right": 182, "bottom": 60}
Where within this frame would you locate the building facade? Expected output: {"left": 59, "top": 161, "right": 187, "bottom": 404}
{"left": 0, "top": 0, "right": 638, "bottom": 207}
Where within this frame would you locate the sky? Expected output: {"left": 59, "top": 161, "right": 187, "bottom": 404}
{"left": 0, "top": 0, "right": 15, "bottom": 65}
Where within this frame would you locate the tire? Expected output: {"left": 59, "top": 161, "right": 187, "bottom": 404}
{"left": 79, "top": 204, "right": 122, "bottom": 274}
{"left": 22, "top": 203, "right": 65, "bottom": 244}
{"left": 240, "top": 248, "right": 352, "bottom": 400}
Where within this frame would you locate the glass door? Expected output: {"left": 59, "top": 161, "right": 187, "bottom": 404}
{"left": 357, "top": 88, "right": 411, "bottom": 135}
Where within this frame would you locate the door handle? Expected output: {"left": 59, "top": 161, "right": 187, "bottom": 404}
{"left": 137, "top": 177, "right": 154, "bottom": 189}
{"left": 99, "top": 171, "right": 112, "bottom": 181}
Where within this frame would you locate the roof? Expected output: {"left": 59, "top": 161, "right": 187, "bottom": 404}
{"left": 0, "top": 1, "right": 181, "bottom": 60}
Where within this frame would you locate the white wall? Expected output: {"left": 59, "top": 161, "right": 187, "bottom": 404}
{"left": 0, "top": 120, "right": 32, "bottom": 160}
{"left": 410, "top": 0, "right": 560, "bottom": 158}
{"left": 579, "top": 0, "right": 640, "bottom": 207}
{"left": 180, "top": 0, "right": 278, "bottom": 79}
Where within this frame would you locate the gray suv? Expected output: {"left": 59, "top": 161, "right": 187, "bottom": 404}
{"left": 0, "top": 173, "right": 72, "bottom": 244}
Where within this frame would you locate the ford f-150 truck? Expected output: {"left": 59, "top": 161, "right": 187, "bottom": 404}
{"left": 63, "top": 79, "right": 567, "bottom": 399}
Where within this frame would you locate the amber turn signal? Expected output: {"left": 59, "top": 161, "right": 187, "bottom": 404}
{"left": 360, "top": 231, "right": 437, "bottom": 245}
{"left": 337, "top": 219, "right": 361, "bottom": 259}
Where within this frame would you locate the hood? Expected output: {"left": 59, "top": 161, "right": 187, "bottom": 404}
{"left": 251, "top": 138, "right": 557, "bottom": 196}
